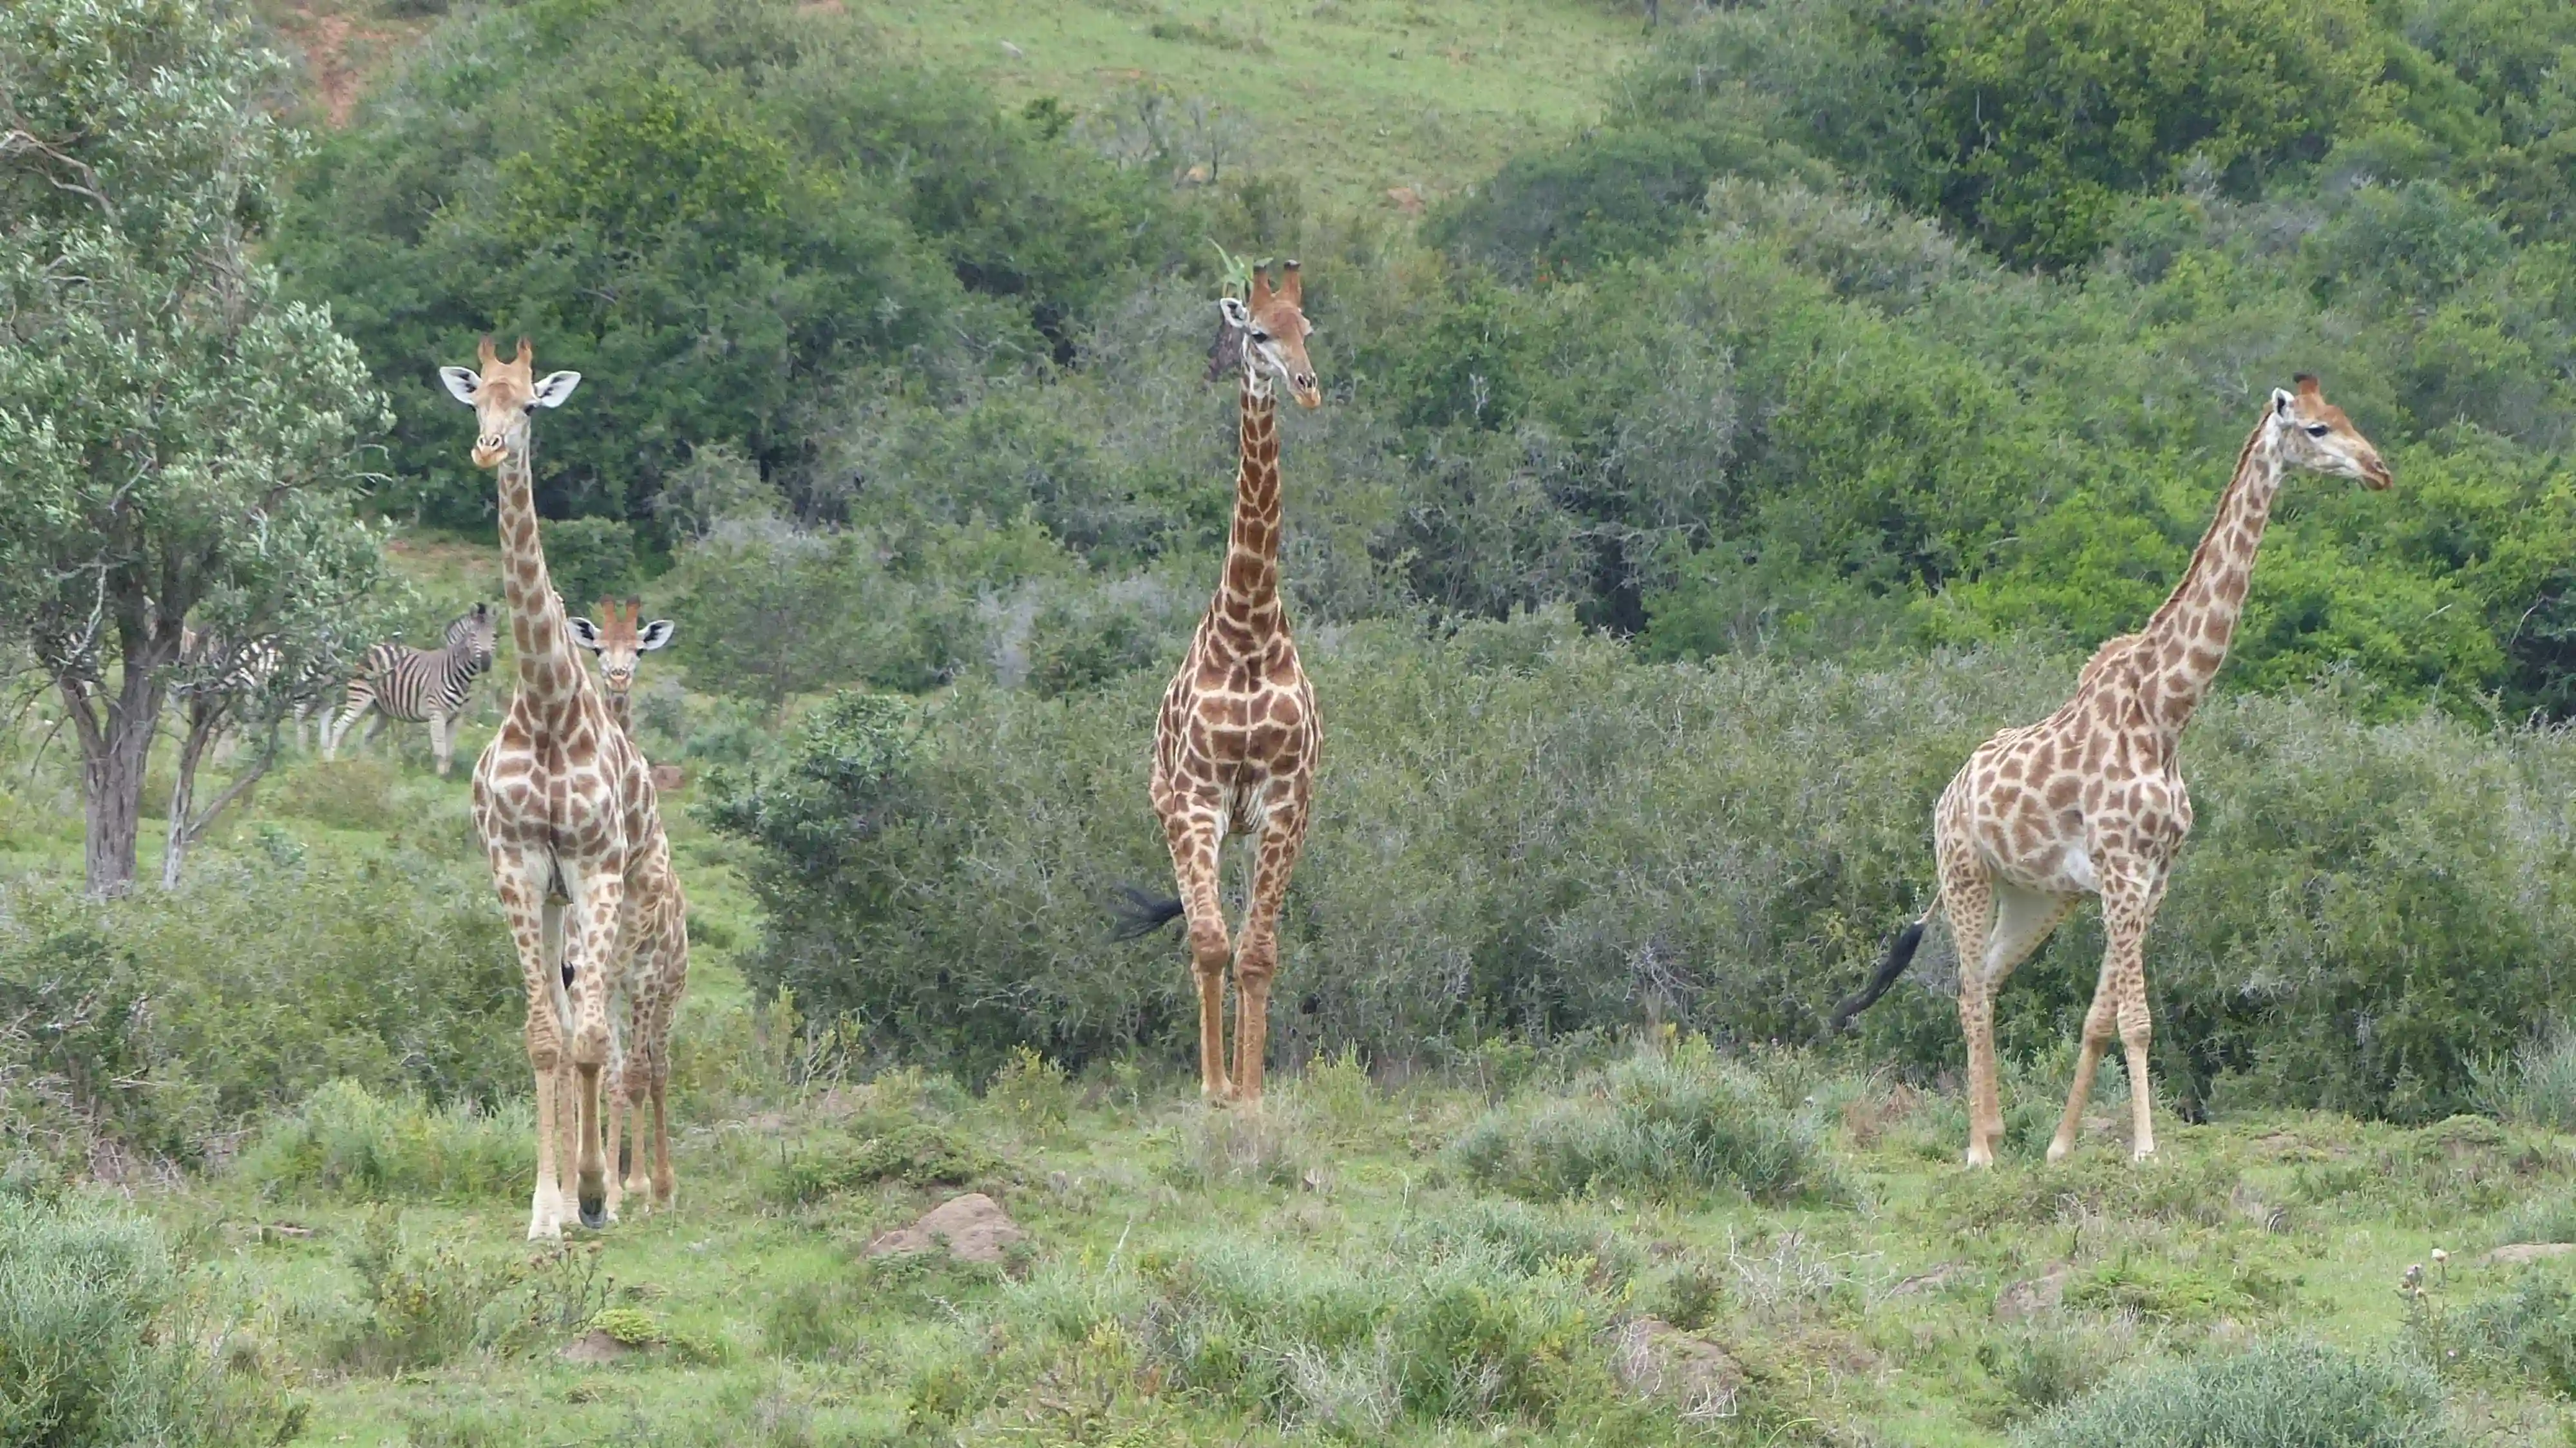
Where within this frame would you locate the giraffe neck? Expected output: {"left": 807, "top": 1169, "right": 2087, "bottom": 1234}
{"left": 603, "top": 690, "right": 632, "bottom": 738}
{"left": 1207, "top": 367, "right": 1285, "bottom": 653}
{"left": 2138, "top": 419, "right": 2287, "bottom": 725}
{"left": 497, "top": 434, "right": 581, "bottom": 705}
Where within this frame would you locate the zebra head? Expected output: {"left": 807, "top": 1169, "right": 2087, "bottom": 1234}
{"left": 567, "top": 597, "right": 674, "bottom": 699}
{"left": 446, "top": 604, "right": 497, "bottom": 673}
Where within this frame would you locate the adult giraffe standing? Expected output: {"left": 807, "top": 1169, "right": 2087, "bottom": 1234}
{"left": 1823, "top": 376, "right": 2392, "bottom": 1167}
{"left": 1115, "top": 263, "right": 1323, "bottom": 1105}
{"left": 437, "top": 338, "right": 679, "bottom": 1236}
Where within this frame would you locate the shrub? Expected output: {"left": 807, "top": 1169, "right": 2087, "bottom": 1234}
{"left": 0, "top": 1196, "right": 301, "bottom": 1447}
{"left": 1448, "top": 1040, "right": 1841, "bottom": 1205}
{"left": 2448, "top": 1273, "right": 2576, "bottom": 1395}
{"left": 2472, "top": 1019, "right": 2576, "bottom": 1130}
{"left": 1, "top": 851, "right": 520, "bottom": 1170}
{"left": 762, "top": 1120, "right": 996, "bottom": 1205}
{"left": 2013, "top": 1339, "right": 2457, "bottom": 1448}
{"left": 327, "top": 1210, "right": 524, "bottom": 1375}
{"left": 233, "top": 1080, "right": 527, "bottom": 1203}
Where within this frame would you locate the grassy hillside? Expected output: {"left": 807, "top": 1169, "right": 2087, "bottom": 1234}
{"left": 838, "top": 0, "right": 1650, "bottom": 210}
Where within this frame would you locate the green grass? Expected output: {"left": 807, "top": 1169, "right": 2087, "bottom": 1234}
{"left": 844, "top": 0, "right": 1652, "bottom": 210}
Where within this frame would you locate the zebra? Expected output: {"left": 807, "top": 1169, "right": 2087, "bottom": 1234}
{"left": 323, "top": 604, "right": 498, "bottom": 776}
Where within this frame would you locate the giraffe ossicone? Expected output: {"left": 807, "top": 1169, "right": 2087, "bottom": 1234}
{"left": 440, "top": 336, "right": 688, "bottom": 1238}
{"left": 1821, "top": 374, "right": 2392, "bottom": 1168}
{"left": 1117, "top": 260, "right": 1322, "bottom": 1107}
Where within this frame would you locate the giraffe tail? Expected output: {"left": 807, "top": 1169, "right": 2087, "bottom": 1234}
{"left": 1817, "top": 900, "right": 1937, "bottom": 1043}
{"left": 1107, "top": 885, "right": 1186, "bottom": 942}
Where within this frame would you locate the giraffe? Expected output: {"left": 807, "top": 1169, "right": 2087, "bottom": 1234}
{"left": 1112, "top": 262, "right": 1323, "bottom": 1106}
{"left": 568, "top": 597, "right": 687, "bottom": 1218}
{"left": 1821, "top": 375, "right": 2392, "bottom": 1167}
{"left": 436, "top": 338, "right": 678, "bottom": 1237}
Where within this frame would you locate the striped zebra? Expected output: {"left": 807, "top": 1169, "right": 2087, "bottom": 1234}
{"left": 323, "top": 604, "right": 498, "bottom": 776}
{"left": 176, "top": 628, "right": 345, "bottom": 750}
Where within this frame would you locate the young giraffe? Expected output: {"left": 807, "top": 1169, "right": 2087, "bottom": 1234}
{"left": 1823, "top": 376, "right": 2392, "bottom": 1167}
{"left": 437, "top": 338, "right": 678, "bottom": 1237}
{"left": 1114, "top": 262, "right": 1323, "bottom": 1105}
{"left": 568, "top": 597, "right": 687, "bottom": 1219}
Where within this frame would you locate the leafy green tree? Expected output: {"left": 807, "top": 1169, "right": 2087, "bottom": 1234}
{"left": 0, "top": 0, "right": 390, "bottom": 895}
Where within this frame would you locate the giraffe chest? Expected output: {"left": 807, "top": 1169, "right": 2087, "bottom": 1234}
{"left": 471, "top": 712, "right": 652, "bottom": 859}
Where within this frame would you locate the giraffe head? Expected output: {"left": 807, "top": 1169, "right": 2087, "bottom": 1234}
{"left": 437, "top": 336, "right": 582, "bottom": 470}
{"left": 2269, "top": 374, "right": 2392, "bottom": 490}
{"left": 1206, "top": 260, "right": 1320, "bottom": 408}
{"left": 568, "top": 596, "right": 674, "bottom": 700}
{"left": 450, "top": 602, "right": 498, "bottom": 671}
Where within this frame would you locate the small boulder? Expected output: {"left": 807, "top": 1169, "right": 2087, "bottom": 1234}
{"left": 649, "top": 763, "right": 686, "bottom": 793}
{"left": 560, "top": 1330, "right": 632, "bottom": 1365}
{"left": 867, "top": 1192, "right": 1024, "bottom": 1264}
{"left": 1613, "top": 1317, "right": 1743, "bottom": 1421}
{"left": 2486, "top": 1243, "right": 2576, "bottom": 1267}
{"left": 1996, "top": 1263, "right": 2074, "bottom": 1322}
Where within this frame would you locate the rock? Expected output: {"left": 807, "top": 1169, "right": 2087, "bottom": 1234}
{"left": 1996, "top": 1263, "right": 2074, "bottom": 1322}
{"left": 866, "top": 1192, "right": 1025, "bottom": 1264}
{"left": 999, "top": 39, "right": 1024, "bottom": 58}
{"left": 560, "top": 1329, "right": 632, "bottom": 1365}
{"left": 649, "top": 763, "right": 685, "bottom": 793}
{"left": 1613, "top": 1317, "right": 1743, "bottom": 1421}
{"left": 2486, "top": 1243, "right": 2576, "bottom": 1266}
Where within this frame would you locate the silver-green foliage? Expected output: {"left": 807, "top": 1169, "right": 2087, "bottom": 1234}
{"left": 2014, "top": 1340, "right": 2456, "bottom": 1448}
{"left": 0, "top": 1195, "right": 299, "bottom": 1446}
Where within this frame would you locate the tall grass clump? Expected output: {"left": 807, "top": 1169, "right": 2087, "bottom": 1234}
{"left": 2472, "top": 1019, "right": 2576, "bottom": 1130}
{"left": 1448, "top": 1039, "right": 1841, "bottom": 1205}
{"left": 234, "top": 1081, "right": 527, "bottom": 1203}
{"left": 2013, "top": 1338, "right": 2457, "bottom": 1448}
{"left": 2447, "top": 1274, "right": 2576, "bottom": 1395}
{"left": 0, "top": 1196, "right": 301, "bottom": 1446}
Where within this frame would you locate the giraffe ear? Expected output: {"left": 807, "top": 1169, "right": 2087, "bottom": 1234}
{"left": 2271, "top": 387, "right": 2297, "bottom": 417}
{"left": 529, "top": 371, "right": 582, "bottom": 408}
{"left": 567, "top": 614, "right": 603, "bottom": 652}
{"left": 439, "top": 367, "right": 481, "bottom": 405}
{"left": 637, "top": 620, "right": 676, "bottom": 651}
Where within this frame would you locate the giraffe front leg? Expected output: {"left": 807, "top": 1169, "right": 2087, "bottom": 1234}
{"left": 495, "top": 875, "right": 569, "bottom": 1240}
{"left": 429, "top": 709, "right": 453, "bottom": 777}
{"left": 564, "top": 870, "right": 627, "bottom": 1229}
{"left": 1160, "top": 797, "right": 1233, "bottom": 1104}
{"left": 2054, "top": 866, "right": 2161, "bottom": 1164}
{"left": 1231, "top": 799, "right": 1310, "bottom": 1106}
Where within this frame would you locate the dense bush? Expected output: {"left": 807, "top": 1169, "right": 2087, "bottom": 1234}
{"left": 1449, "top": 1040, "right": 1841, "bottom": 1205}
{"left": 233, "top": 1080, "right": 527, "bottom": 1203}
{"left": 2013, "top": 1339, "right": 2455, "bottom": 1448}
{"left": 0, "top": 1196, "right": 301, "bottom": 1446}
{"left": 707, "top": 614, "right": 2576, "bottom": 1119}
{"left": 1, "top": 849, "right": 519, "bottom": 1174}
{"left": 274, "top": 0, "right": 1199, "bottom": 527}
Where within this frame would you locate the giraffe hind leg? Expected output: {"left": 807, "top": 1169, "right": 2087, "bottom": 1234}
{"left": 2050, "top": 866, "right": 2163, "bottom": 1164}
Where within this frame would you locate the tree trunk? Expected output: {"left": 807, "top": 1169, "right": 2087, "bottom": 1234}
{"left": 161, "top": 703, "right": 277, "bottom": 891}
{"left": 64, "top": 633, "right": 175, "bottom": 898}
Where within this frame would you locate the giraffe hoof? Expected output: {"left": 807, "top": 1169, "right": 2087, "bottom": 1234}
{"left": 577, "top": 1194, "right": 607, "bottom": 1231}
{"left": 2045, "top": 1139, "right": 2074, "bottom": 1165}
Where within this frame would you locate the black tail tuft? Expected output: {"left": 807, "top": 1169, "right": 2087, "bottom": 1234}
{"left": 1817, "top": 919, "right": 1927, "bottom": 1043}
{"left": 1107, "top": 885, "right": 1187, "bottom": 942}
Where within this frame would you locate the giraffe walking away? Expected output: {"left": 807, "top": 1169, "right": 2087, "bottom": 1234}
{"left": 569, "top": 597, "right": 687, "bottom": 1219}
{"left": 1112, "top": 262, "right": 1323, "bottom": 1107}
{"left": 323, "top": 605, "right": 498, "bottom": 776}
{"left": 1821, "top": 376, "right": 2392, "bottom": 1168}
{"left": 438, "top": 338, "right": 682, "bottom": 1237}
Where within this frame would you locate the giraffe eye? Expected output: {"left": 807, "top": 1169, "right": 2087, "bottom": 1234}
{"left": 1250, "top": 329, "right": 1271, "bottom": 342}
{"left": 2302, "top": 423, "right": 2329, "bottom": 437}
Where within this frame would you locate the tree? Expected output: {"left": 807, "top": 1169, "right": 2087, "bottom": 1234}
{"left": 0, "top": 0, "right": 391, "bottom": 895}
